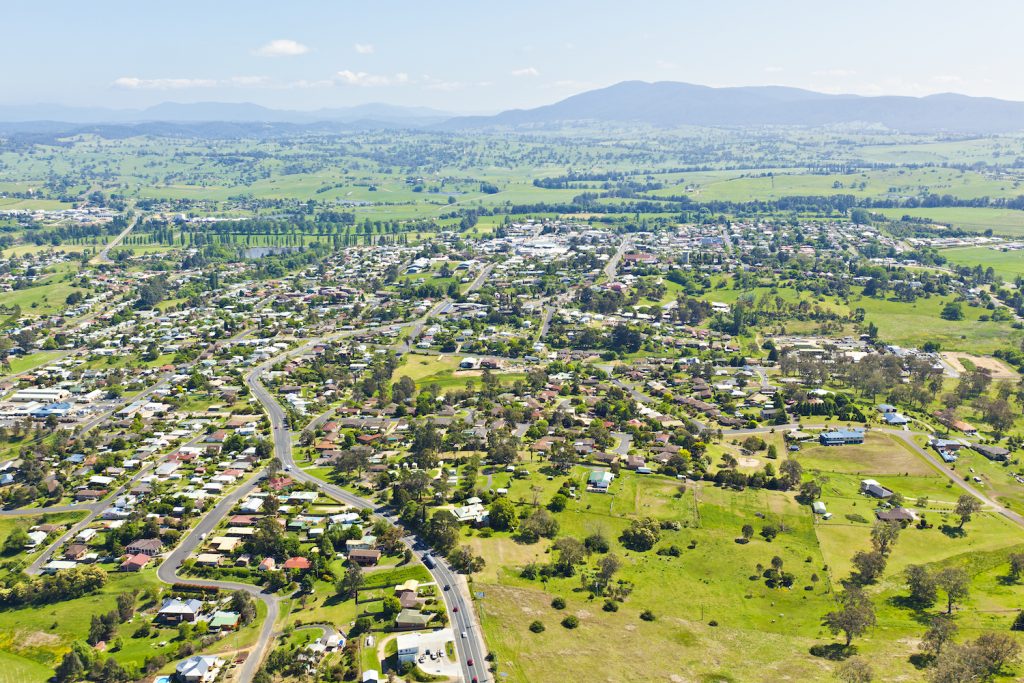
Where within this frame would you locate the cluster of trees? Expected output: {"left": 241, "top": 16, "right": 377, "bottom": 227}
{"left": 54, "top": 641, "right": 132, "bottom": 683}
{"left": 0, "top": 565, "right": 107, "bottom": 606}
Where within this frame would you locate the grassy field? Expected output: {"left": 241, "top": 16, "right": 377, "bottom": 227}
{"left": 875, "top": 207, "right": 1024, "bottom": 235}
{"left": 466, "top": 446, "right": 1024, "bottom": 683}
{"left": 941, "top": 246, "right": 1024, "bottom": 279}
{"left": 0, "top": 566, "right": 270, "bottom": 681}
{"left": 3, "top": 350, "right": 68, "bottom": 376}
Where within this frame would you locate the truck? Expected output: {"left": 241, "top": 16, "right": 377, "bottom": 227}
{"left": 423, "top": 554, "right": 436, "bottom": 569}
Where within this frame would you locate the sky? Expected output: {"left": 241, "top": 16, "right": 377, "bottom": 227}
{"left": 5, "top": 0, "right": 1024, "bottom": 113}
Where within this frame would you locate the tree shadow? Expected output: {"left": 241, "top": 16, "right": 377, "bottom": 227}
{"left": 909, "top": 653, "right": 933, "bottom": 670}
{"left": 939, "top": 524, "right": 966, "bottom": 539}
{"left": 887, "top": 596, "right": 937, "bottom": 626}
{"left": 809, "top": 643, "right": 856, "bottom": 661}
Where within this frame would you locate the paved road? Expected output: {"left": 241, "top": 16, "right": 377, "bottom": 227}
{"left": 158, "top": 469, "right": 279, "bottom": 683}
{"left": 246, "top": 352, "right": 489, "bottom": 683}
{"left": 95, "top": 213, "right": 141, "bottom": 263}
{"left": 538, "top": 305, "right": 555, "bottom": 338}
{"left": 14, "top": 461, "right": 158, "bottom": 574}
{"left": 602, "top": 236, "right": 632, "bottom": 280}
{"left": 611, "top": 431, "right": 632, "bottom": 457}
{"left": 467, "top": 263, "right": 495, "bottom": 293}
{"left": 879, "top": 428, "right": 1024, "bottom": 527}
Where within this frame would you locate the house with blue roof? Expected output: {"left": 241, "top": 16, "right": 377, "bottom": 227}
{"left": 818, "top": 428, "right": 865, "bottom": 446}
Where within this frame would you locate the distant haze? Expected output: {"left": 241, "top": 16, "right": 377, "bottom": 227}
{"left": 3, "top": 82, "right": 1024, "bottom": 135}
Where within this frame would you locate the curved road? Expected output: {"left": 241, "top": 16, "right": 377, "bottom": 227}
{"left": 245, "top": 355, "right": 489, "bottom": 683}
{"left": 157, "top": 470, "right": 280, "bottom": 683}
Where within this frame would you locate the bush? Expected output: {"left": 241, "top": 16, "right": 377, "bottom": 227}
{"left": 561, "top": 616, "right": 579, "bottom": 629}
{"left": 602, "top": 600, "right": 619, "bottom": 612}
{"left": 551, "top": 597, "right": 566, "bottom": 610}
{"left": 529, "top": 620, "right": 545, "bottom": 633}
{"left": 640, "top": 610, "right": 656, "bottom": 621}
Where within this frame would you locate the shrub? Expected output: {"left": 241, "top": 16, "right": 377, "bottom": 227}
{"left": 602, "top": 599, "right": 619, "bottom": 612}
{"left": 551, "top": 597, "right": 566, "bottom": 610}
{"left": 640, "top": 610, "right": 656, "bottom": 621}
{"left": 561, "top": 616, "right": 579, "bottom": 629}
{"left": 529, "top": 620, "right": 545, "bottom": 633}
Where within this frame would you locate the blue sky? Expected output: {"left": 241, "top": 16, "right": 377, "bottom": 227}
{"left": 5, "top": 0, "right": 1022, "bottom": 112}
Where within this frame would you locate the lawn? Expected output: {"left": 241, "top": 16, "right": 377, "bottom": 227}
{"left": 468, "top": 460, "right": 1024, "bottom": 682}
{"left": 0, "top": 567, "right": 269, "bottom": 681}
{"left": 0, "top": 650, "right": 52, "bottom": 683}
{"left": 855, "top": 291, "right": 1021, "bottom": 354}
{"left": 2, "top": 350, "right": 68, "bottom": 376}
{"left": 874, "top": 207, "right": 1024, "bottom": 236}
{"left": 793, "top": 432, "right": 938, "bottom": 478}
{"left": 396, "top": 355, "right": 462, "bottom": 384}
{"left": 940, "top": 246, "right": 1024, "bottom": 280}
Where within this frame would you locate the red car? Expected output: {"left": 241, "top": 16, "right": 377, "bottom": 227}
{"left": 472, "top": 678, "right": 478, "bottom": 683}
{"left": 467, "top": 658, "right": 474, "bottom": 666}
{"left": 453, "top": 606, "right": 459, "bottom": 613}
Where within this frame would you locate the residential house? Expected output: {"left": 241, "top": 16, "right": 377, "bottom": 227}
{"left": 119, "top": 554, "right": 150, "bottom": 572}
{"left": 348, "top": 549, "right": 381, "bottom": 567}
{"left": 819, "top": 429, "right": 865, "bottom": 446}
{"left": 126, "top": 538, "right": 163, "bottom": 557}
{"left": 174, "top": 655, "right": 222, "bottom": 683}
{"left": 860, "top": 479, "right": 894, "bottom": 500}
{"left": 157, "top": 598, "right": 202, "bottom": 624}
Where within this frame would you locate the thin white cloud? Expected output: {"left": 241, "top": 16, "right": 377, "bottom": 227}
{"left": 112, "top": 77, "right": 217, "bottom": 90}
{"left": 336, "top": 70, "right": 408, "bottom": 87}
{"left": 354, "top": 43, "right": 375, "bottom": 55}
{"left": 254, "top": 39, "right": 309, "bottom": 57}
{"left": 764, "top": 66, "right": 784, "bottom": 74}
{"left": 511, "top": 67, "right": 540, "bottom": 77}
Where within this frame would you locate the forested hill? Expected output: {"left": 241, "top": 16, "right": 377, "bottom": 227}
{"left": 443, "top": 80, "right": 1024, "bottom": 134}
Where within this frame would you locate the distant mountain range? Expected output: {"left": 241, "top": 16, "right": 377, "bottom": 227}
{"left": 442, "top": 81, "right": 1024, "bottom": 134}
{"left": 0, "top": 101, "right": 454, "bottom": 126}
{"left": 3, "top": 82, "right": 1024, "bottom": 135}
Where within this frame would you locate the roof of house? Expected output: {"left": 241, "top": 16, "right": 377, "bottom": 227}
{"left": 159, "top": 598, "right": 202, "bottom": 615}
{"left": 176, "top": 655, "right": 221, "bottom": 678}
{"left": 395, "top": 609, "right": 432, "bottom": 627}
{"left": 282, "top": 556, "right": 310, "bottom": 570}
{"left": 126, "top": 537, "right": 163, "bottom": 551}
{"left": 876, "top": 507, "right": 916, "bottom": 522}
{"left": 120, "top": 553, "right": 150, "bottom": 569}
